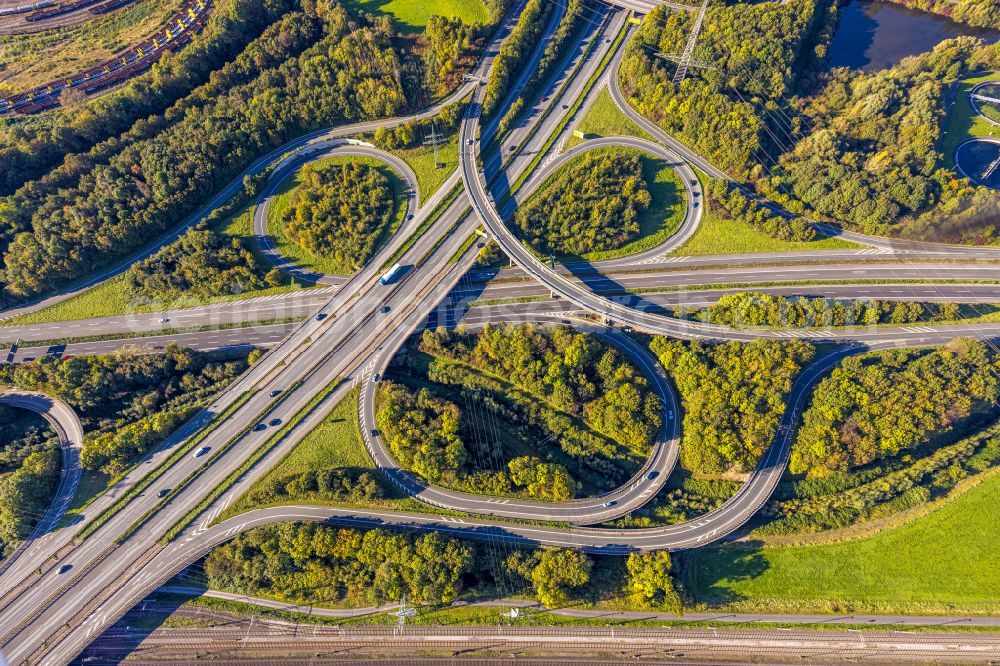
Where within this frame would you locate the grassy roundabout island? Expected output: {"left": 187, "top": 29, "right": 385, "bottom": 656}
{"left": 266, "top": 155, "right": 407, "bottom": 277}
{"left": 515, "top": 146, "right": 686, "bottom": 261}
{"left": 375, "top": 324, "right": 662, "bottom": 499}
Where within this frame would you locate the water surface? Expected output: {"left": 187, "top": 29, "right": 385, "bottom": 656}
{"left": 826, "top": 0, "right": 1000, "bottom": 73}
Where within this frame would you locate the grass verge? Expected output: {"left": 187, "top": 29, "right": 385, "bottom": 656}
{"left": 674, "top": 189, "right": 864, "bottom": 255}
{"left": 564, "top": 87, "right": 653, "bottom": 149}
{"left": 683, "top": 471, "right": 1000, "bottom": 615}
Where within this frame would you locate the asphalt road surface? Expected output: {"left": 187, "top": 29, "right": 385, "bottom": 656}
{"left": 3, "top": 5, "right": 1000, "bottom": 665}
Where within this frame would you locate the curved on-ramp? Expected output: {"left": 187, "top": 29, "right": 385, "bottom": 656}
{"left": 252, "top": 140, "right": 421, "bottom": 285}
{"left": 359, "top": 315, "right": 681, "bottom": 525}
{"left": 500, "top": 135, "right": 703, "bottom": 261}
{"left": 0, "top": 391, "right": 83, "bottom": 573}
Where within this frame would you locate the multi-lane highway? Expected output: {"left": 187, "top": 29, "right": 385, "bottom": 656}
{"left": 0, "top": 3, "right": 999, "bottom": 664}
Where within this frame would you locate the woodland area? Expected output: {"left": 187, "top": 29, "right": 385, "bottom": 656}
{"left": 620, "top": 0, "right": 827, "bottom": 179}
{"left": 0, "top": 408, "right": 60, "bottom": 557}
{"left": 283, "top": 161, "right": 396, "bottom": 272}
{"left": 650, "top": 337, "right": 814, "bottom": 474}
{"left": 0, "top": 0, "right": 511, "bottom": 305}
{"left": 790, "top": 338, "right": 1000, "bottom": 476}
{"left": 375, "top": 324, "right": 662, "bottom": 498}
{"left": 698, "top": 292, "right": 974, "bottom": 328}
{"left": 621, "top": 0, "right": 1000, "bottom": 242}
{"left": 204, "top": 522, "right": 682, "bottom": 611}
{"left": 516, "top": 150, "right": 652, "bottom": 255}
{"left": 481, "top": 0, "right": 552, "bottom": 118}
{"left": 0, "top": 347, "right": 249, "bottom": 476}
{"left": 125, "top": 226, "right": 281, "bottom": 300}
{"left": 886, "top": 0, "right": 1000, "bottom": 28}
{"left": 0, "top": 0, "right": 303, "bottom": 197}
{"left": 771, "top": 38, "right": 1000, "bottom": 242}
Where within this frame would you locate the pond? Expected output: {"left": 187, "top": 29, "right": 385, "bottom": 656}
{"left": 954, "top": 139, "right": 1000, "bottom": 189}
{"left": 826, "top": 0, "right": 1000, "bottom": 73}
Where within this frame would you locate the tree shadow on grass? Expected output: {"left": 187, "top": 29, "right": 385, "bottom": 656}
{"left": 681, "top": 540, "right": 770, "bottom": 608}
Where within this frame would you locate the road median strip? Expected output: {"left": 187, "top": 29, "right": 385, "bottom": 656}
{"left": 110, "top": 385, "right": 302, "bottom": 544}
{"left": 164, "top": 379, "right": 344, "bottom": 543}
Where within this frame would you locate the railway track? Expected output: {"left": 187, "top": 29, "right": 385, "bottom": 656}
{"left": 0, "top": 0, "right": 210, "bottom": 114}
{"left": 78, "top": 618, "right": 1000, "bottom": 664}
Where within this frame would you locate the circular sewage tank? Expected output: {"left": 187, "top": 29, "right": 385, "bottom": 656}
{"left": 955, "top": 138, "right": 1000, "bottom": 189}
{"left": 970, "top": 81, "right": 1000, "bottom": 126}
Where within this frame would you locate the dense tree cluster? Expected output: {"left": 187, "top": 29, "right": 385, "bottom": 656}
{"left": 204, "top": 523, "right": 687, "bottom": 612}
{"left": 0, "top": 449, "right": 58, "bottom": 557}
{"left": 790, "top": 339, "right": 1000, "bottom": 476}
{"left": 708, "top": 181, "right": 814, "bottom": 242}
{"left": 515, "top": 150, "right": 652, "bottom": 255}
{"left": 376, "top": 383, "right": 466, "bottom": 483}
{"left": 125, "top": 226, "right": 280, "bottom": 300}
{"left": 419, "top": 358, "right": 639, "bottom": 493}
{"left": 206, "top": 523, "right": 473, "bottom": 605}
{"left": 771, "top": 38, "right": 1000, "bottom": 240}
{"left": 421, "top": 324, "right": 661, "bottom": 450}
{"left": 886, "top": 0, "right": 1000, "bottom": 27}
{"left": 0, "top": 0, "right": 307, "bottom": 197}
{"left": 0, "top": 346, "right": 248, "bottom": 475}
{"left": 700, "top": 292, "right": 968, "bottom": 328}
{"left": 240, "top": 468, "right": 384, "bottom": 507}
{"left": 505, "top": 547, "right": 592, "bottom": 608}
{"left": 650, "top": 337, "right": 814, "bottom": 473}
{"left": 626, "top": 551, "right": 682, "bottom": 613}
{"left": 619, "top": 0, "right": 827, "bottom": 178}
{"left": 423, "top": 16, "right": 479, "bottom": 98}
{"left": 481, "top": 0, "right": 552, "bottom": 117}
{"left": 283, "top": 161, "right": 396, "bottom": 272}
{"left": 0, "top": 7, "right": 408, "bottom": 304}
{"left": 0, "top": 409, "right": 60, "bottom": 556}
{"left": 376, "top": 324, "right": 661, "bottom": 497}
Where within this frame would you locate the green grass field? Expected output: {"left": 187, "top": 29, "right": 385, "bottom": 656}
{"left": 565, "top": 88, "right": 653, "bottom": 149}
{"left": 391, "top": 133, "right": 459, "bottom": 201}
{"left": 942, "top": 72, "right": 1000, "bottom": 162}
{"left": 341, "top": 0, "right": 487, "bottom": 33}
{"left": 223, "top": 386, "right": 374, "bottom": 519}
{"left": 684, "top": 471, "right": 1000, "bottom": 615}
{"left": 674, "top": 188, "right": 862, "bottom": 256}
{"left": 265, "top": 155, "right": 406, "bottom": 277}
{"left": 258, "top": 386, "right": 372, "bottom": 477}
